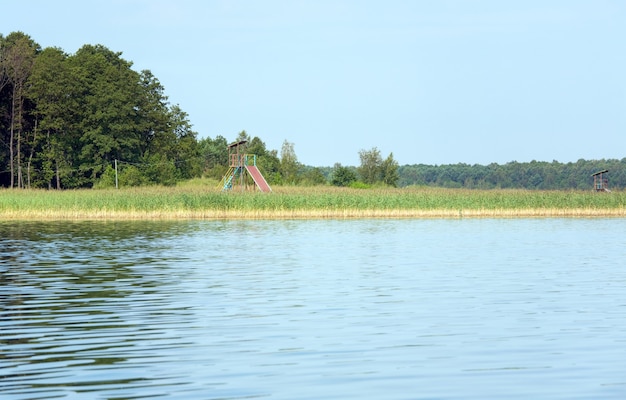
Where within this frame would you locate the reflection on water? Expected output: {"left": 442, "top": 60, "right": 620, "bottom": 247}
{"left": 1, "top": 222, "right": 201, "bottom": 399}
{"left": 1, "top": 219, "right": 626, "bottom": 399}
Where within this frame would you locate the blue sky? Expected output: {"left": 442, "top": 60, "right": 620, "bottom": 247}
{"left": 5, "top": 0, "right": 626, "bottom": 166}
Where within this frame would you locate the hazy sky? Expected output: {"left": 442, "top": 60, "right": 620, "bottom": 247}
{"left": 5, "top": 1, "right": 625, "bottom": 166}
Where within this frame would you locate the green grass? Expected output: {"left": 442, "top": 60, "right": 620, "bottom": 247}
{"left": 1, "top": 184, "right": 625, "bottom": 220}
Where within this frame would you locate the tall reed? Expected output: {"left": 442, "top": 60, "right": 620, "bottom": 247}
{"left": 1, "top": 186, "right": 624, "bottom": 220}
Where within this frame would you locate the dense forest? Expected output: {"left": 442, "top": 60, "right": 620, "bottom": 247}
{"left": 1, "top": 32, "right": 623, "bottom": 191}
{"left": 398, "top": 159, "right": 626, "bottom": 190}
{"left": 0, "top": 32, "right": 202, "bottom": 189}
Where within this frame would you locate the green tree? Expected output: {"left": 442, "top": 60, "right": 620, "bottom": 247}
{"left": 246, "top": 135, "right": 281, "bottom": 184}
{"left": 119, "top": 164, "right": 149, "bottom": 187}
{"left": 27, "top": 46, "right": 81, "bottom": 188}
{"left": 0, "top": 35, "right": 10, "bottom": 185}
{"left": 135, "top": 72, "right": 199, "bottom": 182}
{"left": 331, "top": 163, "right": 356, "bottom": 187}
{"left": 280, "top": 140, "right": 300, "bottom": 185}
{"left": 167, "top": 105, "right": 199, "bottom": 180}
{"left": 260, "top": 149, "right": 281, "bottom": 185}
{"left": 70, "top": 44, "right": 143, "bottom": 184}
{"left": 142, "top": 153, "right": 177, "bottom": 186}
{"left": 0, "top": 34, "right": 9, "bottom": 93}
{"left": 381, "top": 152, "right": 399, "bottom": 187}
{"left": 235, "top": 130, "right": 250, "bottom": 149}
{"left": 3, "top": 32, "right": 39, "bottom": 187}
{"left": 136, "top": 69, "right": 170, "bottom": 156}
{"left": 358, "top": 147, "right": 383, "bottom": 184}
{"left": 94, "top": 164, "right": 117, "bottom": 188}
{"left": 198, "top": 134, "right": 228, "bottom": 178}
{"left": 300, "top": 166, "right": 327, "bottom": 186}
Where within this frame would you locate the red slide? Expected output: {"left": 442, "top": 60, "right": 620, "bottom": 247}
{"left": 245, "top": 165, "right": 272, "bottom": 192}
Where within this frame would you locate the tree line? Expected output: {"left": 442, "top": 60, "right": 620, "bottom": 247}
{"left": 0, "top": 31, "right": 398, "bottom": 189}
{"left": 197, "top": 132, "right": 399, "bottom": 188}
{"left": 1, "top": 32, "right": 620, "bottom": 191}
{"left": 0, "top": 32, "right": 397, "bottom": 189}
{"left": 399, "top": 159, "right": 626, "bottom": 190}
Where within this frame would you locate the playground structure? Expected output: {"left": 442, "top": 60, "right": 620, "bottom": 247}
{"left": 591, "top": 170, "right": 610, "bottom": 192}
{"left": 220, "top": 140, "right": 272, "bottom": 192}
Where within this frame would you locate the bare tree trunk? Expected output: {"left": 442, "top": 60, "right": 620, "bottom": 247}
{"left": 27, "top": 118, "right": 38, "bottom": 189}
{"left": 9, "top": 88, "right": 15, "bottom": 188}
{"left": 5, "top": 34, "right": 35, "bottom": 189}
{"left": 0, "top": 47, "right": 9, "bottom": 186}
{"left": 55, "top": 159, "right": 61, "bottom": 189}
{"left": 16, "top": 83, "right": 23, "bottom": 189}
{"left": 17, "top": 131, "right": 22, "bottom": 188}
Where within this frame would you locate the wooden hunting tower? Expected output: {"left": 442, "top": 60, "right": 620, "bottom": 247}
{"left": 592, "top": 170, "right": 610, "bottom": 192}
{"left": 220, "top": 140, "right": 272, "bottom": 192}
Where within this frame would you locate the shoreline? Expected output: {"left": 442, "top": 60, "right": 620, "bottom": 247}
{"left": 2, "top": 207, "right": 625, "bottom": 221}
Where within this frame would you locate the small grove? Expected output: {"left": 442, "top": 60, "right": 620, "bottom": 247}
{"left": 1, "top": 31, "right": 623, "bottom": 191}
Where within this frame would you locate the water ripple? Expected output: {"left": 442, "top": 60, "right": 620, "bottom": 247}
{"left": 1, "top": 219, "right": 626, "bottom": 399}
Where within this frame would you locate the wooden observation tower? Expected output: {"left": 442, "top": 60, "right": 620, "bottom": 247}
{"left": 220, "top": 140, "right": 272, "bottom": 192}
{"left": 591, "top": 170, "right": 610, "bottom": 192}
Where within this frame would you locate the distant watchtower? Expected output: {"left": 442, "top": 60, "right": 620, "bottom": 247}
{"left": 591, "top": 170, "right": 610, "bottom": 192}
{"left": 220, "top": 140, "right": 272, "bottom": 192}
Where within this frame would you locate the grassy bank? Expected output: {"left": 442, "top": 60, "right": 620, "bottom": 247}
{"left": 1, "top": 185, "right": 625, "bottom": 220}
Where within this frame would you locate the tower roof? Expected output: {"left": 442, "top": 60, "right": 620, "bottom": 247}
{"left": 228, "top": 140, "right": 248, "bottom": 148}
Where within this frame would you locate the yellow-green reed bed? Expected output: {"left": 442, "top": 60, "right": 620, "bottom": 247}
{"left": 1, "top": 186, "right": 625, "bottom": 220}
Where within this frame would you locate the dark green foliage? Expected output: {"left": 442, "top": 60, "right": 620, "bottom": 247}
{"left": 245, "top": 135, "right": 281, "bottom": 185}
{"left": 94, "top": 165, "right": 116, "bottom": 189}
{"left": 1, "top": 32, "right": 40, "bottom": 188}
{"left": 0, "top": 32, "right": 200, "bottom": 189}
{"left": 71, "top": 44, "right": 143, "bottom": 177}
{"left": 28, "top": 46, "right": 80, "bottom": 188}
{"left": 198, "top": 135, "right": 228, "bottom": 178}
{"left": 331, "top": 163, "right": 357, "bottom": 187}
{"left": 142, "top": 154, "right": 178, "bottom": 186}
{"left": 381, "top": 153, "right": 399, "bottom": 187}
{"left": 300, "top": 166, "right": 327, "bottom": 186}
{"left": 119, "top": 165, "right": 149, "bottom": 187}
{"left": 357, "top": 147, "right": 399, "bottom": 187}
{"left": 398, "top": 159, "right": 626, "bottom": 190}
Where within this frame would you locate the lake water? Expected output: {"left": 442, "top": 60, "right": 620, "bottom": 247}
{"left": 1, "top": 218, "right": 626, "bottom": 399}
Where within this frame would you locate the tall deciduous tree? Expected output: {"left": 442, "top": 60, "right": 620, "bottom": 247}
{"left": 0, "top": 34, "right": 9, "bottom": 96}
{"left": 0, "top": 34, "right": 10, "bottom": 185}
{"left": 280, "top": 140, "right": 300, "bottom": 185}
{"left": 358, "top": 147, "right": 383, "bottom": 184}
{"left": 168, "top": 104, "right": 199, "bottom": 180}
{"left": 70, "top": 44, "right": 143, "bottom": 182}
{"left": 28, "top": 46, "right": 80, "bottom": 188}
{"left": 4, "top": 32, "right": 39, "bottom": 187}
{"left": 136, "top": 69, "right": 170, "bottom": 156}
{"left": 381, "top": 152, "right": 399, "bottom": 187}
{"left": 135, "top": 71, "right": 199, "bottom": 184}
